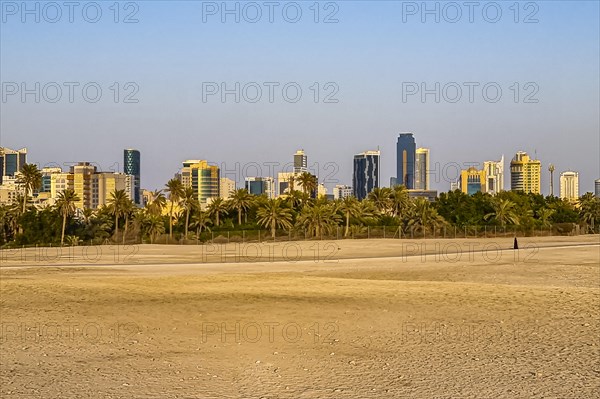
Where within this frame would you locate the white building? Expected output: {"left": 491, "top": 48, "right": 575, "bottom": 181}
{"left": 220, "top": 177, "right": 236, "bottom": 199}
{"left": 559, "top": 171, "right": 579, "bottom": 202}
{"left": 333, "top": 184, "right": 353, "bottom": 200}
{"left": 483, "top": 155, "right": 504, "bottom": 194}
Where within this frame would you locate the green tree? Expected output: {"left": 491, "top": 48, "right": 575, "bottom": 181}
{"left": 207, "top": 197, "right": 229, "bottom": 227}
{"left": 297, "top": 203, "right": 341, "bottom": 239}
{"left": 16, "top": 163, "right": 43, "bottom": 214}
{"left": 256, "top": 198, "right": 293, "bottom": 239}
{"left": 55, "top": 189, "right": 80, "bottom": 246}
{"left": 297, "top": 172, "right": 317, "bottom": 199}
{"left": 337, "top": 196, "right": 360, "bottom": 237}
{"left": 180, "top": 187, "right": 198, "bottom": 239}
{"left": 229, "top": 188, "right": 253, "bottom": 225}
{"left": 107, "top": 189, "right": 133, "bottom": 243}
{"left": 484, "top": 198, "right": 520, "bottom": 227}
{"left": 165, "top": 179, "right": 184, "bottom": 238}
{"left": 190, "top": 210, "right": 212, "bottom": 238}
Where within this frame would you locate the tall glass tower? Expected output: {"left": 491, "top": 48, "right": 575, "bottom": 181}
{"left": 396, "top": 133, "right": 416, "bottom": 189}
{"left": 353, "top": 150, "right": 380, "bottom": 200}
{"left": 124, "top": 149, "right": 141, "bottom": 205}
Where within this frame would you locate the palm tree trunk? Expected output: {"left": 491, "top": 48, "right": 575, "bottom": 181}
{"left": 271, "top": 219, "right": 276, "bottom": 239}
{"left": 22, "top": 188, "right": 28, "bottom": 214}
{"left": 123, "top": 215, "right": 128, "bottom": 245}
{"left": 185, "top": 210, "right": 190, "bottom": 239}
{"left": 115, "top": 213, "right": 119, "bottom": 242}
{"left": 238, "top": 207, "right": 242, "bottom": 225}
{"left": 61, "top": 212, "right": 67, "bottom": 246}
{"left": 345, "top": 212, "right": 350, "bottom": 237}
{"left": 169, "top": 203, "right": 174, "bottom": 238}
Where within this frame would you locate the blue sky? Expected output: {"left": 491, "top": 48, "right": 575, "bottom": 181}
{"left": 1, "top": 1, "right": 599, "bottom": 193}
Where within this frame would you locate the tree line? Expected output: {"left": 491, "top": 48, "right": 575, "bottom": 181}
{"left": 1, "top": 165, "right": 599, "bottom": 247}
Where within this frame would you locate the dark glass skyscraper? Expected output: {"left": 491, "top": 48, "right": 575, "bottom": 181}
{"left": 353, "top": 150, "right": 380, "bottom": 200}
{"left": 124, "top": 149, "right": 141, "bottom": 205}
{"left": 0, "top": 147, "right": 27, "bottom": 185}
{"left": 396, "top": 133, "right": 416, "bottom": 189}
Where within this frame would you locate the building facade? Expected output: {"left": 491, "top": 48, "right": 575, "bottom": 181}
{"left": 179, "top": 160, "right": 220, "bottom": 206}
{"left": 559, "top": 171, "right": 579, "bottom": 202}
{"left": 353, "top": 150, "right": 380, "bottom": 200}
{"left": 220, "top": 177, "right": 236, "bottom": 199}
{"left": 396, "top": 133, "right": 416, "bottom": 189}
{"left": 245, "top": 177, "right": 275, "bottom": 198}
{"left": 483, "top": 156, "right": 504, "bottom": 194}
{"left": 0, "top": 147, "right": 27, "bottom": 184}
{"left": 414, "top": 147, "right": 430, "bottom": 190}
{"left": 459, "top": 167, "right": 487, "bottom": 195}
{"left": 333, "top": 184, "right": 352, "bottom": 200}
{"left": 293, "top": 150, "right": 308, "bottom": 173}
{"left": 596, "top": 179, "right": 600, "bottom": 198}
{"left": 124, "top": 149, "right": 141, "bottom": 205}
{"left": 510, "top": 151, "right": 541, "bottom": 194}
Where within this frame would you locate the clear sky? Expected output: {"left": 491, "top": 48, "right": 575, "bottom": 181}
{"left": 1, "top": 0, "right": 599, "bottom": 194}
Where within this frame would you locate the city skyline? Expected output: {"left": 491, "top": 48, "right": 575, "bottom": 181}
{"left": 1, "top": 142, "right": 598, "bottom": 198}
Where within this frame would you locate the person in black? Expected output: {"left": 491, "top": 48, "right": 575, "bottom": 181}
{"left": 513, "top": 237, "right": 519, "bottom": 250}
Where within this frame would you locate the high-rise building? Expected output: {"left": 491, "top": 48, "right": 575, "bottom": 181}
{"left": 595, "top": 179, "right": 600, "bottom": 198}
{"left": 0, "top": 147, "right": 27, "bottom": 184}
{"left": 124, "top": 149, "right": 141, "bottom": 205}
{"left": 459, "top": 167, "right": 487, "bottom": 195}
{"left": 179, "top": 160, "right": 220, "bottom": 207}
{"left": 510, "top": 151, "right": 541, "bottom": 194}
{"left": 333, "top": 184, "right": 352, "bottom": 200}
{"left": 293, "top": 149, "right": 308, "bottom": 173}
{"left": 559, "top": 171, "right": 579, "bottom": 202}
{"left": 245, "top": 177, "right": 275, "bottom": 198}
{"left": 220, "top": 177, "right": 236, "bottom": 199}
{"left": 70, "top": 162, "right": 97, "bottom": 210}
{"left": 353, "top": 150, "right": 380, "bottom": 200}
{"left": 396, "top": 133, "right": 416, "bottom": 189}
{"left": 40, "top": 167, "right": 62, "bottom": 193}
{"left": 95, "top": 172, "right": 134, "bottom": 208}
{"left": 415, "top": 147, "right": 430, "bottom": 190}
{"left": 483, "top": 155, "right": 504, "bottom": 194}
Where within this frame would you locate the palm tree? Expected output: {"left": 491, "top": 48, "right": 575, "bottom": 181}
{"left": 408, "top": 198, "right": 446, "bottom": 235}
{"left": 165, "top": 179, "right": 184, "bottom": 238}
{"left": 579, "top": 193, "right": 600, "bottom": 232}
{"left": 180, "top": 187, "right": 198, "bottom": 239}
{"left": 207, "top": 197, "right": 229, "bottom": 227}
{"left": 16, "top": 163, "right": 43, "bottom": 214}
{"left": 143, "top": 214, "right": 165, "bottom": 244}
{"left": 484, "top": 198, "right": 520, "bottom": 227}
{"left": 368, "top": 187, "right": 392, "bottom": 215}
{"left": 190, "top": 210, "right": 212, "bottom": 238}
{"left": 55, "top": 189, "right": 80, "bottom": 246}
{"left": 337, "top": 196, "right": 360, "bottom": 237}
{"left": 537, "top": 208, "right": 555, "bottom": 229}
{"left": 256, "top": 198, "right": 293, "bottom": 239}
{"left": 147, "top": 189, "right": 167, "bottom": 216}
{"left": 297, "top": 172, "right": 317, "bottom": 199}
{"left": 297, "top": 203, "right": 340, "bottom": 239}
{"left": 229, "top": 188, "right": 253, "bottom": 225}
{"left": 107, "top": 189, "right": 131, "bottom": 243}
{"left": 389, "top": 185, "right": 410, "bottom": 218}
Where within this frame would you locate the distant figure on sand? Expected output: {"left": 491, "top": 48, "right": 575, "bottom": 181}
{"left": 513, "top": 237, "right": 519, "bottom": 250}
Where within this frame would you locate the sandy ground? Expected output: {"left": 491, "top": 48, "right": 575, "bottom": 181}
{"left": 1, "top": 236, "right": 599, "bottom": 398}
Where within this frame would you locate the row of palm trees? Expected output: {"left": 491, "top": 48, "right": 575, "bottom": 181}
{"left": 2, "top": 163, "right": 599, "bottom": 246}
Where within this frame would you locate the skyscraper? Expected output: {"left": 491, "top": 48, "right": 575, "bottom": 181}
{"left": 179, "top": 160, "right": 220, "bottom": 207}
{"left": 293, "top": 150, "right": 307, "bottom": 173}
{"left": 559, "top": 171, "right": 579, "bottom": 202}
{"left": 483, "top": 155, "right": 504, "bottom": 194}
{"left": 595, "top": 179, "right": 600, "bottom": 198}
{"left": 396, "top": 133, "right": 416, "bottom": 189}
{"left": 510, "top": 151, "right": 541, "bottom": 194}
{"left": 353, "top": 150, "right": 380, "bottom": 200}
{"left": 124, "top": 149, "right": 141, "bottom": 205}
{"left": 0, "top": 147, "right": 27, "bottom": 184}
{"left": 414, "top": 147, "right": 430, "bottom": 190}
